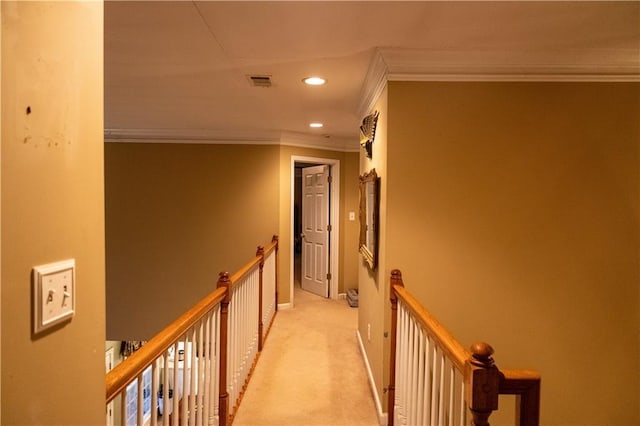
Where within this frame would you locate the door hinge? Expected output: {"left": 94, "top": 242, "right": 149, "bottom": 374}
{"left": 326, "top": 273, "right": 332, "bottom": 281}
{"left": 327, "top": 224, "right": 332, "bottom": 232}
{"left": 328, "top": 175, "right": 332, "bottom": 184}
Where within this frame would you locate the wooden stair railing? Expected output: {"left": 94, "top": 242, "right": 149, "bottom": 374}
{"left": 106, "top": 236, "right": 278, "bottom": 426}
{"left": 388, "top": 269, "right": 541, "bottom": 426}
{"left": 221, "top": 236, "right": 278, "bottom": 422}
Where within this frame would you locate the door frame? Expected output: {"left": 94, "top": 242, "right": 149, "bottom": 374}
{"left": 290, "top": 155, "right": 340, "bottom": 305}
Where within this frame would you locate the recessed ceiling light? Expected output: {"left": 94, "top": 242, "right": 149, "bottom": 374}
{"left": 309, "top": 122, "right": 324, "bottom": 128}
{"left": 303, "top": 77, "right": 326, "bottom": 86}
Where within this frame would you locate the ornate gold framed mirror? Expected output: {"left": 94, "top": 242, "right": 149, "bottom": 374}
{"left": 359, "top": 168, "right": 379, "bottom": 270}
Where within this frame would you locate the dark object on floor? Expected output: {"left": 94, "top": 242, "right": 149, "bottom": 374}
{"left": 347, "top": 288, "right": 359, "bottom": 307}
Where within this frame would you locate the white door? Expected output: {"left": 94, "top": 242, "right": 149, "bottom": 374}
{"left": 301, "top": 165, "right": 330, "bottom": 297}
{"left": 105, "top": 348, "right": 115, "bottom": 426}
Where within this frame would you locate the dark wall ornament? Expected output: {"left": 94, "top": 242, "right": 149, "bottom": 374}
{"left": 359, "top": 111, "right": 379, "bottom": 159}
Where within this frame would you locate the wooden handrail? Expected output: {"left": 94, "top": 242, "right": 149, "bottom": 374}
{"left": 228, "top": 237, "right": 278, "bottom": 286}
{"left": 106, "top": 286, "right": 227, "bottom": 403}
{"left": 263, "top": 237, "right": 278, "bottom": 257}
{"left": 388, "top": 269, "right": 540, "bottom": 426}
{"left": 500, "top": 369, "right": 542, "bottom": 426}
{"left": 229, "top": 255, "right": 262, "bottom": 285}
{"left": 391, "top": 276, "right": 470, "bottom": 371}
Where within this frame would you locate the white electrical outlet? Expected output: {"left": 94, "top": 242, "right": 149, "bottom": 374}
{"left": 33, "top": 259, "right": 76, "bottom": 334}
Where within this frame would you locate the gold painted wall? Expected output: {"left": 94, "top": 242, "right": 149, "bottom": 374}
{"left": 1, "top": 2, "right": 105, "bottom": 424}
{"left": 384, "top": 81, "right": 640, "bottom": 425}
{"left": 341, "top": 152, "right": 361, "bottom": 294}
{"left": 105, "top": 143, "right": 280, "bottom": 339}
{"left": 357, "top": 85, "right": 390, "bottom": 415}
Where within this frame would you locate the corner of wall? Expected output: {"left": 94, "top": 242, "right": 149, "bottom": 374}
{"left": 357, "top": 83, "right": 390, "bottom": 413}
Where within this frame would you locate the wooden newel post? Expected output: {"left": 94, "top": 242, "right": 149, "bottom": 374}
{"left": 466, "top": 342, "right": 500, "bottom": 426}
{"left": 256, "top": 246, "right": 265, "bottom": 351}
{"left": 388, "top": 269, "right": 404, "bottom": 426}
{"left": 272, "top": 235, "right": 279, "bottom": 311}
{"left": 217, "top": 272, "right": 232, "bottom": 426}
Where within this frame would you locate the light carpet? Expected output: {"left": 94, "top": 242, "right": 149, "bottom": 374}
{"left": 232, "top": 286, "right": 379, "bottom": 426}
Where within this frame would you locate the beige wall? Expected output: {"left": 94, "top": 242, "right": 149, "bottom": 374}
{"left": 1, "top": 2, "right": 105, "bottom": 424}
{"left": 105, "top": 143, "right": 280, "bottom": 339}
{"left": 0, "top": 4, "right": 3, "bottom": 423}
{"left": 277, "top": 145, "right": 359, "bottom": 305}
{"left": 357, "top": 85, "right": 390, "bottom": 415}
{"left": 383, "top": 81, "right": 640, "bottom": 425}
{"left": 341, "top": 152, "right": 361, "bottom": 294}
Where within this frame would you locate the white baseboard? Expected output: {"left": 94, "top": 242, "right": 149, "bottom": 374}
{"left": 277, "top": 302, "right": 292, "bottom": 310}
{"left": 356, "top": 330, "right": 388, "bottom": 426}
{"left": 338, "top": 292, "right": 347, "bottom": 299}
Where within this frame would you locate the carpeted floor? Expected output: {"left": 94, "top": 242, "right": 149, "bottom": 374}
{"left": 232, "top": 285, "right": 379, "bottom": 426}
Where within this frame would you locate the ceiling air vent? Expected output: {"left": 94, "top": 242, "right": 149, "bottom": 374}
{"left": 247, "top": 75, "right": 273, "bottom": 88}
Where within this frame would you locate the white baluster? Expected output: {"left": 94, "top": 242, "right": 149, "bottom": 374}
{"left": 438, "top": 349, "right": 445, "bottom": 426}
{"left": 241, "top": 279, "right": 246, "bottom": 387}
{"left": 397, "top": 304, "right": 407, "bottom": 425}
{"left": 416, "top": 328, "right": 425, "bottom": 426}
{"left": 395, "top": 304, "right": 404, "bottom": 425}
{"left": 189, "top": 327, "right": 197, "bottom": 426}
{"left": 409, "top": 320, "right": 417, "bottom": 425}
{"left": 229, "top": 288, "right": 236, "bottom": 408}
{"left": 172, "top": 341, "right": 180, "bottom": 426}
{"left": 430, "top": 343, "right": 438, "bottom": 426}
{"left": 459, "top": 377, "right": 466, "bottom": 426}
{"left": 447, "top": 365, "right": 456, "bottom": 426}
{"left": 121, "top": 386, "right": 126, "bottom": 426}
{"left": 181, "top": 335, "right": 189, "bottom": 425}
{"left": 202, "top": 313, "right": 211, "bottom": 426}
{"left": 424, "top": 335, "right": 432, "bottom": 425}
{"left": 213, "top": 307, "right": 221, "bottom": 425}
{"left": 197, "top": 320, "right": 204, "bottom": 426}
{"left": 137, "top": 371, "right": 144, "bottom": 426}
{"left": 152, "top": 359, "right": 159, "bottom": 426}
{"left": 162, "top": 349, "right": 172, "bottom": 426}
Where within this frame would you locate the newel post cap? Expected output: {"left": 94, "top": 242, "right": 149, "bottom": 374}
{"left": 470, "top": 342, "right": 495, "bottom": 367}
{"left": 257, "top": 246, "right": 265, "bottom": 269}
{"left": 217, "top": 271, "right": 232, "bottom": 302}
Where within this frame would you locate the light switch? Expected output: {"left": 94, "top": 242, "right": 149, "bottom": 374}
{"left": 33, "top": 259, "right": 75, "bottom": 334}
{"left": 349, "top": 211, "right": 356, "bottom": 221}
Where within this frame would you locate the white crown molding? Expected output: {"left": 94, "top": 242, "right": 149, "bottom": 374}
{"left": 382, "top": 47, "right": 640, "bottom": 81}
{"left": 357, "top": 46, "right": 640, "bottom": 115}
{"left": 356, "top": 49, "right": 389, "bottom": 120}
{"left": 104, "top": 128, "right": 281, "bottom": 144}
{"left": 280, "top": 131, "right": 359, "bottom": 153}
{"left": 104, "top": 128, "right": 359, "bottom": 152}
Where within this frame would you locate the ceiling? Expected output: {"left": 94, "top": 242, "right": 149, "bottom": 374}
{"left": 104, "top": 1, "right": 640, "bottom": 151}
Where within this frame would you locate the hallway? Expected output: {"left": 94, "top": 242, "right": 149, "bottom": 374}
{"left": 233, "top": 286, "right": 379, "bottom": 425}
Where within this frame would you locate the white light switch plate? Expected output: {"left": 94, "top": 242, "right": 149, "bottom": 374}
{"left": 33, "top": 259, "right": 75, "bottom": 334}
{"left": 349, "top": 211, "right": 356, "bottom": 221}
